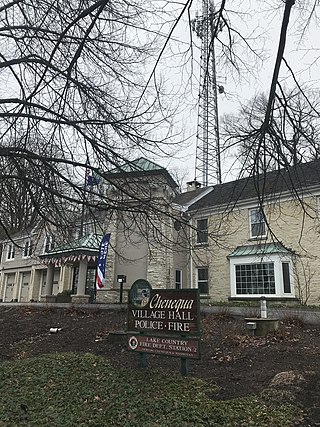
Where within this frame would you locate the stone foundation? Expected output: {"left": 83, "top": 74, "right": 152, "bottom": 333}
{"left": 40, "top": 295, "right": 57, "bottom": 303}
{"left": 96, "top": 289, "right": 129, "bottom": 304}
{"left": 71, "top": 294, "right": 90, "bottom": 304}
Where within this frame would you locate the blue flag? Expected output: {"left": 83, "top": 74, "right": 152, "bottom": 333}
{"left": 86, "top": 168, "right": 100, "bottom": 186}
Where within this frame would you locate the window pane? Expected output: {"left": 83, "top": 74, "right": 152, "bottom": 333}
{"left": 235, "top": 263, "right": 275, "bottom": 294}
{"left": 197, "top": 268, "right": 209, "bottom": 294}
{"left": 7, "top": 244, "right": 15, "bottom": 260}
{"left": 23, "top": 242, "right": 28, "bottom": 257}
{"left": 198, "top": 268, "right": 208, "bottom": 281}
{"left": 251, "top": 223, "right": 266, "bottom": 237}
{"left": 23, "top": 241, "right": 32, "bottom": 257}
{"left": 198, "top": 281, "right": 209, "bottom": 294}
{"left": 197, "top": 218, "right": 208, "bottom": 244}
{"left": 282, "top": 262, "right": 291, "bottom": 293}
{"left": 45, "top": 235, "right": 55, "bottom": 252}
{"left": 175, "top": 270, "right": 182, "bottom": 289}
{"left": 250, "top": 208, "right": 266, "bottom": 238}
{"left": 175, "top": 270, "right": 181, "bottom": 282}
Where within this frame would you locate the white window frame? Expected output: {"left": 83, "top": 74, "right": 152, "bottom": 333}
{"left": 6, "top": 244, "right": 15, "bottom": 261}
{"left": 196, "top": 267, "right": 209, "bottom": 294}
{"left": 23, "top": 240, "right": 33, "bottom": 258}
{"left": 230, "top": 254, "right": 294, "bottom": 298}
{"left": 196, "top": 218, "right": 208, "bottom": 244}
{"left": 249, "top": 208, "right": 266, "bottom": 239}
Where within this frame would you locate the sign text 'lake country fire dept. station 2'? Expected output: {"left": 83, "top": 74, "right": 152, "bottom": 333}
{"left": 127, "top": 279, "right": 201, "bottom": 361}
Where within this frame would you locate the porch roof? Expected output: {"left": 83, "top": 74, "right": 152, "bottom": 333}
{"left": 40, "top": 233, "right": 102, "bottom": 259}
{"left": 110, "top": 157, "right": 164, "bottom": 173}
{"left": 229, "top": 242, "right": 291, "bottom": 258}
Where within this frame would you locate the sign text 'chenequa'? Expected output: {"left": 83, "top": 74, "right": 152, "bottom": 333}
{"left": 128, "top": 287, "right": 200, "bottom": 334}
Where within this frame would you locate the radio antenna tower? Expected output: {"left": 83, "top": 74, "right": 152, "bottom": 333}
{"left": 192, "top": 0, "right": 223, "bottom": 186}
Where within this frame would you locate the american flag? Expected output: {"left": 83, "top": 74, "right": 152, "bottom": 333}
{"left": 96, "top": 233, "right": 111, "bottom": 290}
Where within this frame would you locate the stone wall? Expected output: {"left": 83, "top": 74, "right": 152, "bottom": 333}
{"left": 189, "top": 195, "right": 320, "bottom": 304}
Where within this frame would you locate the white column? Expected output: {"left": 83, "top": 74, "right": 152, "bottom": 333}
{"left": 0, "top": 273, "right": 5, "bottom": 301}
{"left": 45, "top": 264, "right": 54, "bottom": 296}
{"left": 12, "top": 272, "right": 19, "bottom": 301}
{"left": 77, "top": 259, "right": 87, "bottom": 295}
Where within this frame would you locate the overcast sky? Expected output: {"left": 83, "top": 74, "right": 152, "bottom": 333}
{"left": 152, "top": 0, "right": 320, "bottom": 188}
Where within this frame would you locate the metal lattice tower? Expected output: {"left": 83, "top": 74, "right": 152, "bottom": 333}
{"left": 192, "top": 0, "right": 222, "bottom": 187}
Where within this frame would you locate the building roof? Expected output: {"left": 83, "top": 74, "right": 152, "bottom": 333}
{"left": 106, "top": 157, "right": 179, "bottom": 191}
{"left": 110, "top": 157, "right": 165, "bottom": 173}
{"left": 184, "top": 159, "right": 320, "bottom": 211}
{"left": 40, "top": 233, "right": 102, "bottom": 259}
{"left": 0, "top": 225, "right": 41, "bottom": 244}
{"left": 173, "top": 187, "right": 213, "bottom": 207}
{"left": 229, "top": 242, "right": 291, "bottom": 258}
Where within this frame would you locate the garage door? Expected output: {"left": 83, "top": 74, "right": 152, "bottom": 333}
{"left": 4, "top": 274, "right": 14, "bottom": 302}
{"left": 20, "top": 272, "right": 31, "bottom": 302}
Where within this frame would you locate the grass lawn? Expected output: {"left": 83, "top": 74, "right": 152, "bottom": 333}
{"left": 0, "top": 353, "right": 301, "bottom": 426}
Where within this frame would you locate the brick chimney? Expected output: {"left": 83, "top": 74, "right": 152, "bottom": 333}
{"left": 186, "top": 180, "right": 201, "bottom": 192}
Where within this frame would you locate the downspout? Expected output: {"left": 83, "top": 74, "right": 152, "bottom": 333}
{"left": 189, "top": 218, "right": 193, "bottom": 289}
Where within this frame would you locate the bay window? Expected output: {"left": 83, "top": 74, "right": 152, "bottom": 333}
{"left": 235, "top": 263, "right": 275, "bottom": 294}
{"left": 230, "top": 245, "right": 294, "bottom": 298}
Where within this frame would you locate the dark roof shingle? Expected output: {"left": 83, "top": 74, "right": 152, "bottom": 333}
{"left": 186, "top": 159, "right": 320, "bottom": 211}
{"left": 173, "top": 187, "right": 212, "bottom": 206}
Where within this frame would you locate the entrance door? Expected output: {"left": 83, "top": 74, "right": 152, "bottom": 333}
{"left": 72, "top": 265, "right": 97, "bottom": 303}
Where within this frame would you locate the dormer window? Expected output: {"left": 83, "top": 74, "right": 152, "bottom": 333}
{"left": 23, "top": 240, "right": 33, "bottom": 257}
{"left": 44, "top": 235, "right": 55, "bottom": 253}
{"left": 6, "top": 244, "right": 15, "bottom": 261}
{"left": 249, "top": 208, "right": 266, "bottom": 239}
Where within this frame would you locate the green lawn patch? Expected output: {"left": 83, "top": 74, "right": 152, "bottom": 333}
{"left": 0, "top": 353, "right": 301, "bottom": 426}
